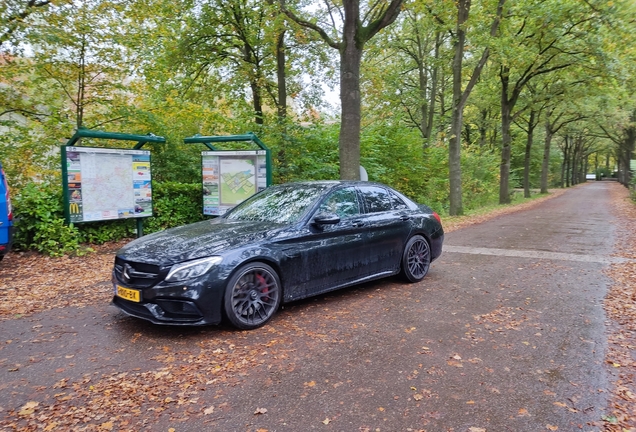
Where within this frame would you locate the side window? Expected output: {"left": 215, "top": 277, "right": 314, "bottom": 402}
{"left": 317, "top": 188, "right": 360, "bottom": 218}
{"left": 359, "top": 186, "right": 392, "bottom": 213}
{"left": 390, "top": 192, "right": 408, "bottom": 210}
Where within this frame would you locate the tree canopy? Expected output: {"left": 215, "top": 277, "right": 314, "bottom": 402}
{"left": 0, "top": 0, "right": 634, "bottom": 214}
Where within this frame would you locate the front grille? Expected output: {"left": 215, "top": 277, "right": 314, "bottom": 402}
{"left": 113, "top": 297, "right": 204, "bottom": 323}
{"left": 155, "top": 300, "right": 203, "bottom": 320}
{"left": 114, "top": 257, "right": 162, "bottom": 288}
{"left": 113, "top": 296, "right": 155, "bottom": 319}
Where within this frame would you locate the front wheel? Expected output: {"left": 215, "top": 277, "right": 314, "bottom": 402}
{"left": 223, "top": 262, "right": 282, "bottom": 330}
{"left": 401, "top": 235, "right": 431, "bottom": 283}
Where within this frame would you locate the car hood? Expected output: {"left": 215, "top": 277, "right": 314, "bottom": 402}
{"left": 117, "top": 218, "right": 286, "bottom": 266}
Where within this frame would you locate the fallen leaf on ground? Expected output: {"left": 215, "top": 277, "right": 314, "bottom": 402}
{"left": 203, "top": 406, "right": 215, "bottom": 415}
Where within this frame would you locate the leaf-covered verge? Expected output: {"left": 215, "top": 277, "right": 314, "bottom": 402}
{"left": 603, "top": 184, "right": 636, "bottom": 431}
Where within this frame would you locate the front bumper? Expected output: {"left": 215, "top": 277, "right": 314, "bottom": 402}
{"left": 111, "top": 272, "right": 225, "bottom": 326}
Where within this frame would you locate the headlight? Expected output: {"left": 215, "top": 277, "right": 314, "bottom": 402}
{"left": 165, "top": 256, "right": 223, "bottom": 282}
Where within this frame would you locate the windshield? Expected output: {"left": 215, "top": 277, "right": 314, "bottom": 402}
{"left": 225, "top": 184, "right": 331, "bottom": 224}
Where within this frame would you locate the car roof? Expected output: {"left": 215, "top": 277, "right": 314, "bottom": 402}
{"left": 274, "top": 180, "right": 390, "bottom": 188}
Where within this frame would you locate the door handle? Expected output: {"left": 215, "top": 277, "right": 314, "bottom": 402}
{"left": 352, "top": 220, "right": 365, "bottom": 227}
{"left": 400, "top": 215, "right": 411, "bottom": 221}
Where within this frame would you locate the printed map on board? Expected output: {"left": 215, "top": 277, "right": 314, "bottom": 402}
{"left": 81, "top": 153, "right": 135, "bottom": 219}
{"left": 220, "top": 159, "right": 256, "bottom": 205}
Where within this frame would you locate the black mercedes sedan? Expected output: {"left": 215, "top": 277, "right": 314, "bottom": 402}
{"left": 112, "top": 181, "right": 444, "bottom": 329}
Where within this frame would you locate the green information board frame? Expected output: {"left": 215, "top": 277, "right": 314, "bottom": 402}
{"left": 183, "top": 133, "right": 272, "bottom": 216}
{"left": 61, "top": 128, "right": 165, "bottom": 236}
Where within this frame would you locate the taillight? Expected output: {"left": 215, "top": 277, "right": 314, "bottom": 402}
{"left": 1, "top": 168, "right": 11, "bottom": 221}
{"left": 432, "top": 211, "right": 441, "bottom": 224}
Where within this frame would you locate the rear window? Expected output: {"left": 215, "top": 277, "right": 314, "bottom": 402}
{"left": 359, "top": 186, "right": 393, "bottom": 213}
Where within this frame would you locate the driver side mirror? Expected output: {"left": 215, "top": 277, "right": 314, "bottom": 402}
{"left": 312, "top": 212, "right": 340, "bottom": 226}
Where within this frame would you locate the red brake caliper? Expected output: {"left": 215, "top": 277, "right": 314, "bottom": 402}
{"left": 255, "top": 273, "right": 268, "bottom": 294}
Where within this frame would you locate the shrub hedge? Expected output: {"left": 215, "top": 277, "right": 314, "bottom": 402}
{"left": 12, "top": 181, "right": 205, "bottom": 256}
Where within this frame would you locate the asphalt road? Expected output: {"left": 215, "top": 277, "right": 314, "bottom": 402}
{"left": 0, "top": 182, "right": 621, "bottom": 431}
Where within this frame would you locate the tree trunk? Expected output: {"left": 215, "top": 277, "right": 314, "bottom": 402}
{"left": 251, "top": 79, "right": 264, "bottom": 125}
{"left": 564, "top": 136, "right": 571, "bottom": 187}
{"left": 499, "top": 67, "right": 512, "bottom": 204}
{"left": 571, "top": 137, "right": 580, "bottom": 186}
{"left": 479, "top": 110, "right": 488, "bottom": 148}
{"left": 275, "top": 28, "right": 288, "bottom": 172}
{"left": 339, "top": 1, "right": 363, "bottom": 180}
{"left": 540, "top": 119, "right": 553, "bottom": 193}
{"left": 523, "top": 110, "right": 536, "bottom": 198}
{"left": 425, "top": 31, "right": 441, "bottom": 144}
{"left": 448, "top": 0, "right": 469, "bottom": 216}
{"left": 418, "top": 57, "right": 429, "bottom": 142}
{"left": 276, "top": 30, "right": 287, "bottom": 122}
{"left": 76, "top": 36, "right": 87, "bottom": 128}
{"left": 594, "top": 152, "right": 599, "bottom": 179}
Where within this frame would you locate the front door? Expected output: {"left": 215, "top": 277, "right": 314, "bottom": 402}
{"left": 279, "top": 187, "right": 367, "bottom": 300}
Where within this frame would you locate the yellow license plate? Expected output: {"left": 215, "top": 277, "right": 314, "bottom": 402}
{"left": 116, "top": 285, "right": 141, "bottom": 302}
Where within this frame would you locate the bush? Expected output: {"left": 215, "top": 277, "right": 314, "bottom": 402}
{"left": 145, "top": 181, "right": 206, "bottom": 233}
{"left": 12, "top": 182, "right": 85, "bottom": 256}
{"left": 11, "top": 181, "right": 206, "bottom": 256}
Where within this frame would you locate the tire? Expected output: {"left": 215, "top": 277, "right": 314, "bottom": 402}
{"left": 223, "top": 262, "right": 282, "bottom": 330}
{"left": 401, "top": 235, "right": 431, "bottom": 283}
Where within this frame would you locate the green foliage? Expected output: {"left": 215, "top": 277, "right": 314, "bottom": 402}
{"left": 12, "top": 182, "right": 85, "bottom": 257}
{"left": 359, "top": 122, "right": 500, "bottom": 215}
{"left": 460, "top": 147, "right": 500, "bottom": 210}
{"left": 77, "top": 220, "right": 136, "bottom": 245}
{"left": 271, "top": 124, "right": 340, "bottom": 183}
{"left": 145, "top": 181, "right": 206, "bottom": 233}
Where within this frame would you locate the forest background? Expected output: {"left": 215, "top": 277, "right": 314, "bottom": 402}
{"left": 0, "top": 0, "right": 635, "bottom": 256}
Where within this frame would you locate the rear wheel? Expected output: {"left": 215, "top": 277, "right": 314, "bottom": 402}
{"left": 401, "top": 235, "right": 431, "bottom": 282}
{"left": 223, "top": 262, "right": 281, "bottom": 330}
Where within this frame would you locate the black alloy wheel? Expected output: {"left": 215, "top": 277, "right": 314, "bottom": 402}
{"left": 223, "top": 262, "right": 282, "bottom": 329}
{"left": 402, "top": 235, "right": 431, "bottom": 282}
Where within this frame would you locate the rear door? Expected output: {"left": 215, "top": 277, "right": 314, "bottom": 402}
{"left": 357, "top": 185, "right": 412, "bottom": 275}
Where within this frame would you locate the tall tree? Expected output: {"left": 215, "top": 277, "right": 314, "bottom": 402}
{"left": 362, "top": 4, "right": 451, "bottom": 147}
{"left": 177, "top": 0, "right": 276, "bottom": 125}
{"left": 28, "top": 1, "right": 132, "bottom": 129}
{"left": 540, "top": 106, "right": 585, "bottom": 193}
{"left": 495, "top": 0, "right": 604, "bottom": 203}
{"left": 283, "top": 0, "right": 403, "bottom": 180}
{"left": 598, "top": 109, "right": 636, "bottom": 187}
{"left": 447, "top": 0, "right": 505, "bottom": 215}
